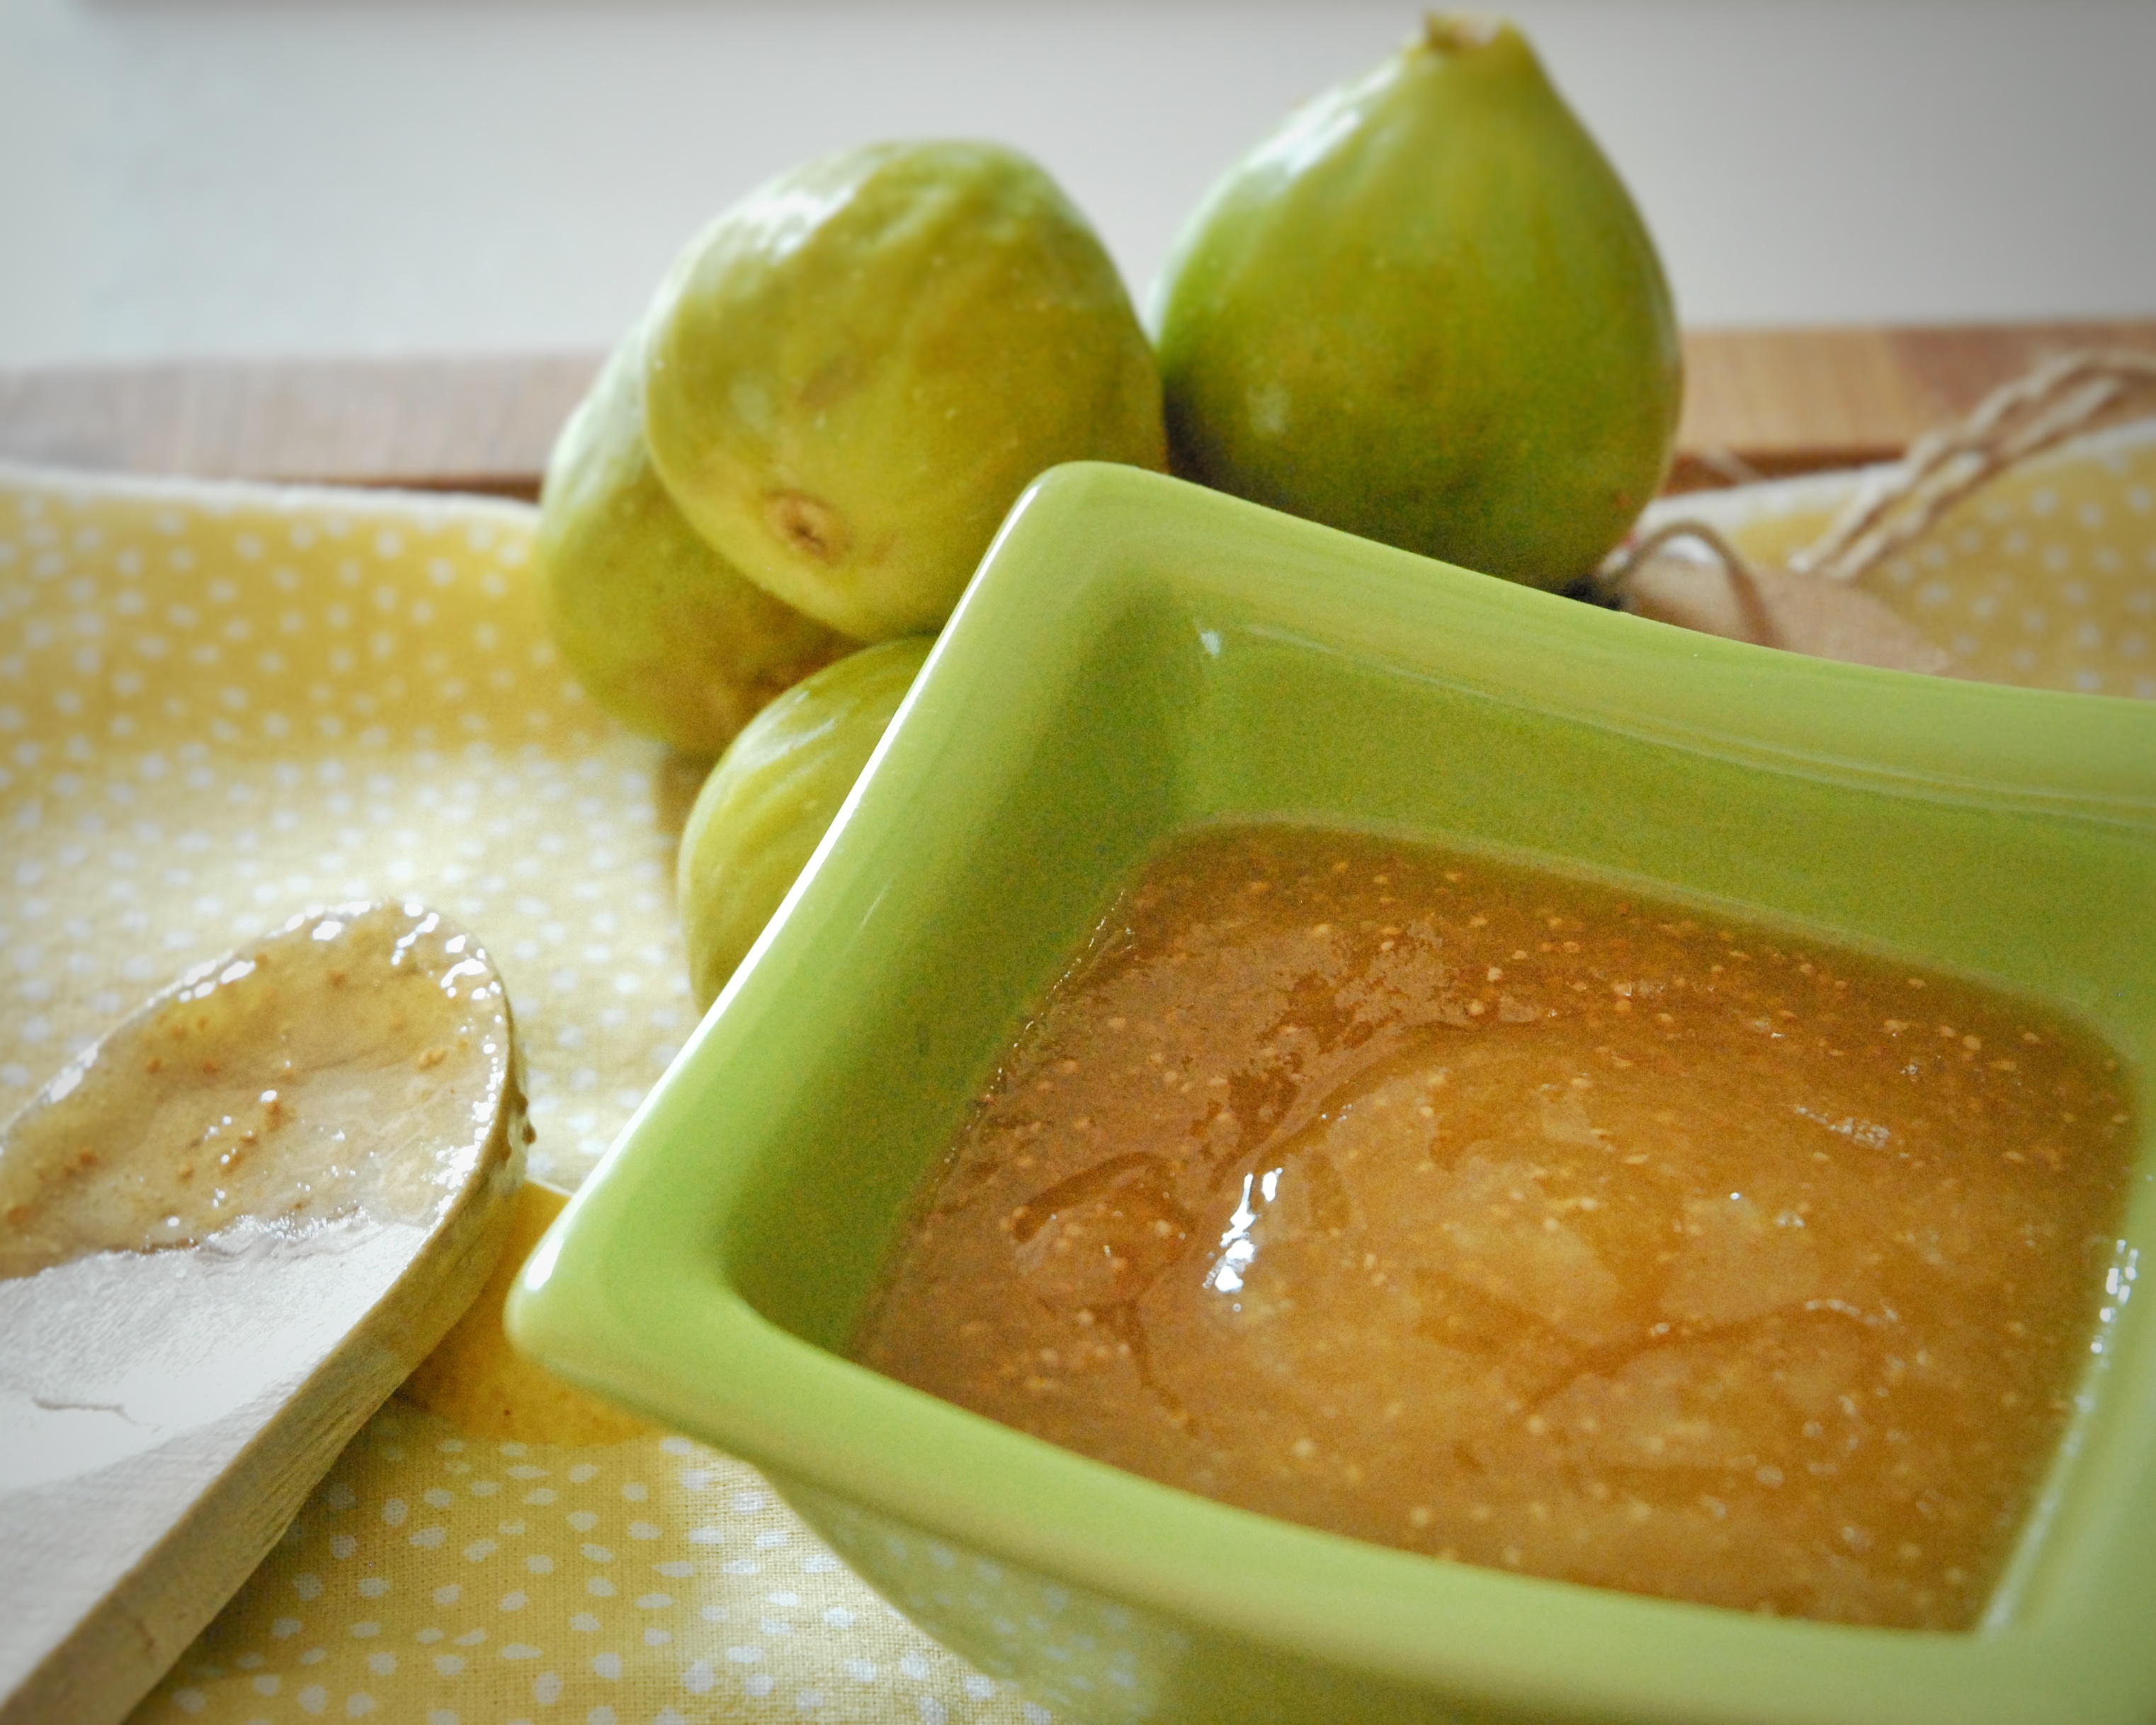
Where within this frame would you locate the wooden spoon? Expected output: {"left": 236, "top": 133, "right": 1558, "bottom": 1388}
{"left": 0, "top": 902, "right": 526, "bottom": 1725}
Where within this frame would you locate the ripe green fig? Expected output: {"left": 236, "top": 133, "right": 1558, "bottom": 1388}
{"left": 643, "top": 141, "right": 1167, "bottom": 642}
{"left": 1154, "top": 16, "right": 1681, "bottom": 589}
{"left": 535, "top": 330, "right": 853, "bottom": 756}
{"left": 676, "top": 636, "right": 932, "bottom": 1010}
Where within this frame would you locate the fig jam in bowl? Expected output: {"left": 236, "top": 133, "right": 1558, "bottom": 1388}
{"left": 511, "top": 463, "right": 2156, "bottom": 1725}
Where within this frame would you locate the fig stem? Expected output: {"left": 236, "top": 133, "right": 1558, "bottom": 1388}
{"left": 1420, "top": 13, "right": 1501, "bottom": 55}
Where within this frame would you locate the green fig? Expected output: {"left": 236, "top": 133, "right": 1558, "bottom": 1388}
{"left": 676, "top": 636, "right": 932, "bottom": 1009}
{"left": 1154, "top": 16, "right": 1681, "bottom": 589}
{"left": 643, "top": 141, "right": 1167, "bottom": 642}
{"left": 535, "top": 329, "right": 854, "bottom": 756}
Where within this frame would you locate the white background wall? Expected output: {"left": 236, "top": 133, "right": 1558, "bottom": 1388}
{"left": 3, "top": 0, "right": 2152, "bottom": 367}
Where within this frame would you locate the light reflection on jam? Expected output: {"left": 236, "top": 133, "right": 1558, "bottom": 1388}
{"left": 857, "top": 824, "right": 2137, "bottom": 1630}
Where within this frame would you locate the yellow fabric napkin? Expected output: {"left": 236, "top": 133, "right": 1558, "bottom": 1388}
{"left": 1638, "top": 419, "right": 2156, "bottom": 697}
{"left": 151, "top": 1408, "right": 1043, "bottom": 1725}
{"left": 0, "top": 464, "right": 1043, "bottom": 1725}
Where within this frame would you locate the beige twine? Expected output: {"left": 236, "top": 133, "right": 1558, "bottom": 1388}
{"left": 1597, "top": 348, "right": 2156, "bottom": 603}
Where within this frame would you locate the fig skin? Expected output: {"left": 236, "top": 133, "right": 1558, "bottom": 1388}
{"left": 1154, "top": 16, "right": 1681, "bottom": 590}
{"left": 676, "top": 636, "right": 933, "bottom": 1010}
{"left": 643, "top": 141, "right": 1167, "bottom": 642}
{"left": 535, "top": 329, "right": 855, "bottom": 756}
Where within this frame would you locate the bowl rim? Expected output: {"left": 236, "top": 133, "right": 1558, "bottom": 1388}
{"left": 513, "top": 462, "right": 2156, "bottom": 1725}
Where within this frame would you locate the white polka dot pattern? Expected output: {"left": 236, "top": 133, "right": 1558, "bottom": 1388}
{"left": 0, "top": 463, "right": 702, "bottom": 1183}
{"left": 1645, "top": 419, "right": 2156, "bottom": 698}
{"left": 0, "top": 463, "right": 1045, "bottom": 1725}
{"left": 146, "top": 1406, "right": 1050, "bottom": 1724}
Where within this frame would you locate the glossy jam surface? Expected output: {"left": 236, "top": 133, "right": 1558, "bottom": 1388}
{"left": 0, "top": 903, "right": 516, "bottom": 1280}
{"left": 856, "top": 826, "right": 2138, "bottom": 1629}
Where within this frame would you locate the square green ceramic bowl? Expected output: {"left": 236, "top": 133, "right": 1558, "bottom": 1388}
{"left": 511, "top": 462, "right": 2156, "bottom": 1725}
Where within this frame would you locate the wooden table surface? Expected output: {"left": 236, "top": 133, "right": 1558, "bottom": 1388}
{"left": 3, "top": 321, "right": 2154, "bottom": 496}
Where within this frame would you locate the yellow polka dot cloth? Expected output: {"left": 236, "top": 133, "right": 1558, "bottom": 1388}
{"left": 1, "top": 422, "right": 2148, "bottom": 1725}
{"left": 150, "top": 1406, "right": 1045, "bottom": 1725}
{"left": 1646, "top": 419, "right": 2156, "bottom": 698}
{"left": 0, "top": 462, "right": 1045, "bottom": 1725}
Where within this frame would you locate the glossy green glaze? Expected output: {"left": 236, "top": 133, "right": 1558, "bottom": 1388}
{"left": 511, "top": 462, "right": 2156, "bottom": 1725}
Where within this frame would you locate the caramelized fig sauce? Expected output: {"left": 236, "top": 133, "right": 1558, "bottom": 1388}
{"left": 853, "top": 826, "right": 2138, "bottom": 1629}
